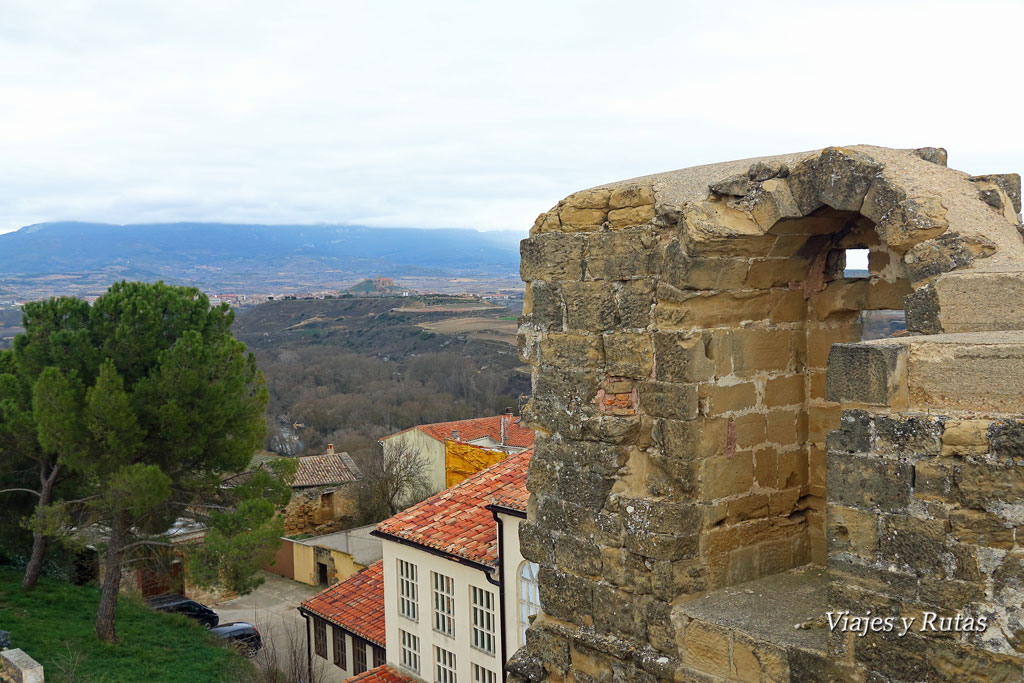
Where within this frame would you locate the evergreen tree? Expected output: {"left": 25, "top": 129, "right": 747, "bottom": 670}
{"left": 0, "top": 281, "right": 273, "bottom": 642}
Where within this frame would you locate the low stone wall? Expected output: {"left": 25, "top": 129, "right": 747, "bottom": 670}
{"left": 1, "top": 649, "right": 43, "bottom": 683}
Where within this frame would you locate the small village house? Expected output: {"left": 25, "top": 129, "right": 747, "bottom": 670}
{"left": 267, "top": 524, "right": 383, "bottom": 587}
{"left": 299, "top": 448, "right": 535, "bottom": 683}
{"left": 379, "top": 413, "right": 533, "bottom": 495}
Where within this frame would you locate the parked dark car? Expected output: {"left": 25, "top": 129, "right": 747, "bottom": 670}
{"left": 210, "top": 621, "right": 263, "bottom": 656}
{"left": 146, "top": 594, "right": 220, "bottom": 628}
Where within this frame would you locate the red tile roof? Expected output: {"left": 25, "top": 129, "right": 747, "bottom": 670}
{"left": 490, "top": 460, "right": 531, "bottom": 513}
{"left": 385, "top": 415, "right": 535, "bottom": 449}
{"left": 292, "top": 452, "right": 360, "bottom": 488}
{"left": 343, "top": 665, "right": 415, "bottom": 683}
{"left": 300, "top": 561, "right": 385, "bottom": 646}
{"left": 375, "top": 449, "right": 532, "bottom": 567}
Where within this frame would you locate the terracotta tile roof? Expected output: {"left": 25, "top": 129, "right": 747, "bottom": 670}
{"left": 300, "top": 561, "right": 385, "bottom": 646}
{"left": 385, "top": 415, "right": 535, "bottom": 449}
{"left": 489, "top": 457, "right": 531, "bottom": 513}
{"left": 343, "top": 665, "right": 415, "bottom": 683}
{"left": 292, "top": 452, "right": 360, "bottom": 488}
{"left": 375, "top": 449, "right": 532, "bottom": 567}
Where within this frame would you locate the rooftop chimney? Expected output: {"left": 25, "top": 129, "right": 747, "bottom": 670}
{"left": 452, "top": 430, "right": 460, "bottom": 441}
{"left": 505, "top": 407, "right": 513, "bottom": 415}
{"left": 327, "top": 444, "right": 335, "bottom": 455}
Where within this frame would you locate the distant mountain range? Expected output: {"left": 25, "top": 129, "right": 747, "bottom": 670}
{"left": 0, "top": 222, "right": 526, "bottom": 296}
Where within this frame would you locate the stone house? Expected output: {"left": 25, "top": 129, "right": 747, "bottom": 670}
{"left": 282, "top": 446, "right": 362, "bottom": 535}
{"left": 509, "top": 146, "right": 1024, "bottom": 681}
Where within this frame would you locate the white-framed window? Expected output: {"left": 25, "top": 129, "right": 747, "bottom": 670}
{"left": 398, "top": 559, "right": 419, "bottom": 621}
{"left": 434, "top": 646, "right": 457, "bottom": 683}
{"left": 470, "top": 585, "right": 496, "bottom": 654}
{"left": 519, "top": 560, "right": 540, "bottom": 644}
{"left": 432, "top": 571, "right": 455, "bottom": 637}
{"left": 399, "top": 629, "right": 420, "bottom": 674}
{"left": 472, "top": 663, "right": 497, "bottom": 683}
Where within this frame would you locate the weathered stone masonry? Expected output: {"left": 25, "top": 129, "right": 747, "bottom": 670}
{"left": 512, "top": 146, "right": 1024, "bottom": 681}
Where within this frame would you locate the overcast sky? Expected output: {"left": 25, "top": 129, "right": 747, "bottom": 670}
{"left": 1, "top": 0, "right": 1022, "bottom": 236}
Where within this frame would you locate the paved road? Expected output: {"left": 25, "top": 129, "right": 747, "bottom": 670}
{"left": 214, "top": 570, "right": 319, "bottom": 674}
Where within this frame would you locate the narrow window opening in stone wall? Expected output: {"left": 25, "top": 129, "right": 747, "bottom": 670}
{"left": 860, "top": 309, "right": 906, "bottom": 340}
{"left": 843, "top": 248, "right": 869, "bottom": 278}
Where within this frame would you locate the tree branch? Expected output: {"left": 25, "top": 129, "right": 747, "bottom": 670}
{"left": 0, "top": 488, "right": 41, "bottom": 498}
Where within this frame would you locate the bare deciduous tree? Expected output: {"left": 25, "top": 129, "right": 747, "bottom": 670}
{"left": 353, "top": 441, "right": 431, "bottom": 523}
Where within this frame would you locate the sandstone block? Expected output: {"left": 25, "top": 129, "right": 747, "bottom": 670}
{"left": 540, "top": 333, "right": 603, "bottom": 369}
{"left": 658, "top": 417, "right": 727, "bottom": 461}
{"left": 825, "top": 410, "right": 871, "bottom": 453}
{"left": 521, "top": 232, "right": 586, "bottom": 281}
{"left": 816, "top": 147, "right": 882, "bottom": 212}
{"left": 807, "top": 324, "right": 861, "bottom": 368}
{"left": 638, "top": 381, "right": 698, "bottom": 420}
{"left": 652, "top": 332, "right": 715, "bottom": 383}
{"left": 656, "top": 290, "right": 772, "bottom": 330}
{"left": 608, "top": 205, "right": 656, "bottom": 229}
{"left": 764, "top": 374, "right": 805, "bottom": 408}
{"left": 701, "top": 451, "right": 754, "bottom": 500}
{"left": 584, "top": 228, "right": 659, "bottom": 280}
{"left": 902, "top": 232, "right": 996, "bottom": 283}
{"left": 753, "top": 446, "right": 778, "bottom": 488}
{"left": 875, "top": 195, "right": 949, "bottom": 250}
{"left": 682, "top": 620, "right": 731, "bottom": 677}
{"left": 565, "top": 188, "right": 611, "bottom": 210}
{"left": 609, "top": 184, "right": 654, "bottom": 209}
{"left": 603, "top": 333, "right": 653, "bottom": 378}
{"left": 734, "top": 412, "right": 768, "bottom": 449}
{"left": 989, "top": 419, "right": 1024, "bottom": 458}
{"left": 699, "top": 381, "right": 757, "bottom": 415}
{"left": 523, "top": 280, "right": 563, "bottom": 331}
{"left": 807, "top": 404, "right": 842, "bottom": 444}
{"left": 733, "top": 631, "right": 788, "bottom": 683}
{"left": 765, "top": 409, "right": 800, "bottom": 446}
{"left": 828, "top": 451, "right": 912, "bottom": 512}
{"left": 958, "top": 461, "right": 1024, "bottom": 509}
{"left": 949, "top": 509, "right": 1013, "bottom": 549}
{"left": 744, "top": 257, "right": 811, "bottom": 289}
{"left": 559, "top": 206, "right": 606, "bottom": 231}
{"left": 970, "top": 173, "right": 1022, "bottom": 213}
{"left": 538, "top": 567, "right": 594, "bottom": 624}
{"left": 615, "top": 279, "right": 655, "bottom": 329}
{"left": 861, "top": 175, "right": 909, "bottom": 224}
{"left": 912, "top": 459, "right": 958, "bottom": 504}
{"left": 879, "top": 514, "right": 946, "bottom": 574}
{"left": 729, "top": 328, "right": 795, "bottom": 375}
{"left": 530, "top": 209, "right": 562, "bottom": 235}
{"left": 554, "top": 535, "right": 603, "bottom": 578}
{"left": 873, "top": 414, "right": 943, "bottom": 456}
{"left": 660, "top": 246, "right": 752, "bottom": 291}
{"left": 776, "top": 448, "right": 808, "bottom": 488}
{"left": 827, "top": 504, "right": 878, "bottom": 558}
{"left": 825, "top": 342, "right": 905, "bottom": 406}
{"left": 561, "top": 281, "right": 617, "bottom": 331}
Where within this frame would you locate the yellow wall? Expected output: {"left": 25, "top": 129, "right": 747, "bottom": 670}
{"left": 445, "top": 441, "right": 509, "bottom": 487}
{"left": 293, "top": 541, "right": 315, "bottom": 585}
{"left": 330, "top": 549, "right": 364, "bottom": 582}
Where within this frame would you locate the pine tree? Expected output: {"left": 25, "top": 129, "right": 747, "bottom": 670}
{"left": 0, "top": 281, "right": 273, "bottom": 642}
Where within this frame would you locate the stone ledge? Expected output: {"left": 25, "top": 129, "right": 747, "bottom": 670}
{"left": 676, "top": 565, "right": 828, "bottom": 654}
{"left": 826, "top": 331, "right": 1024, "bottom": 413}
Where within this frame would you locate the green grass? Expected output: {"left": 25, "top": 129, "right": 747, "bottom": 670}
{"left": 0, "top": 568, "right": 253, "bottom": 683}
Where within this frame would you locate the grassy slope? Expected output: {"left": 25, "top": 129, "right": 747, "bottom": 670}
{"left": 0, "top": 569, "right": 252, "bottom": 683}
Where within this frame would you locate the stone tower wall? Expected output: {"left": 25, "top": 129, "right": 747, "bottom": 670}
{"left": 512, "top": 146, "right": 1024, "bottom": 682}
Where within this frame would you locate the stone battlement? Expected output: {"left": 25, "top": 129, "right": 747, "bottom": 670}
{"left": 512, "top": 146, "right": 1024, "bottom": 681}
